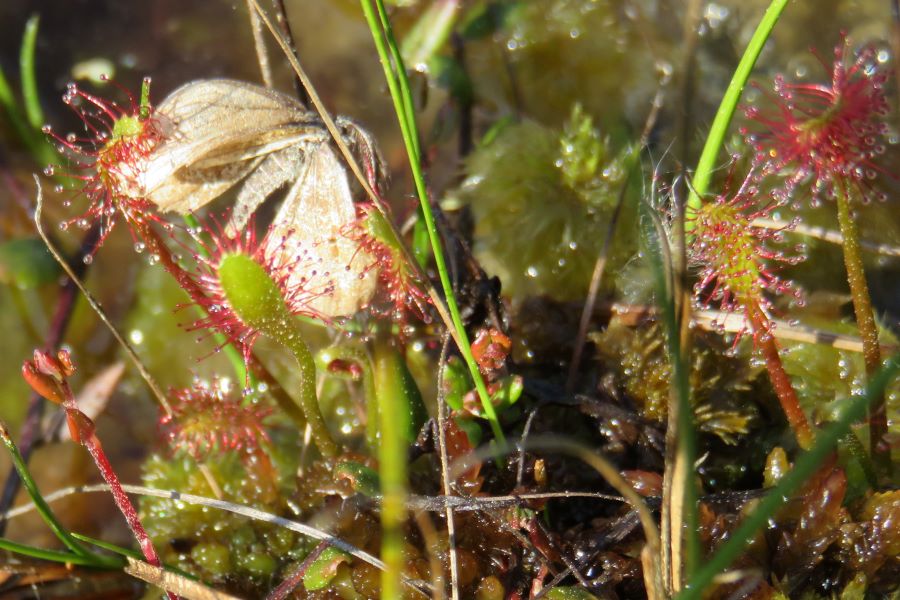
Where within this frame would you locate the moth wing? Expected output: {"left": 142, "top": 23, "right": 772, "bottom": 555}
{"left": 148, "top": 156, "right": 263, "bottom": 214}
{"left": 143, "top": 79, "right": 324, "bottom": 197}
{"left": 225, "top": 145, "right": 306, "bottom": 235}
{"left": 273, "top": 144, "right": 376, "bottom": 318}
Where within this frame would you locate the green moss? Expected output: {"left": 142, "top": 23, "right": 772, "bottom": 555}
{"left": 140, "top": 452, "right": 307, "bottom": 594}
{"left": 465, "top": 0, "right": 660, "bottom": 131}
{"left": 593, "top": 317, "right": 760, "bottom": 445}
{"left": 457, "top": 105, "right": 631, "bottom": 301}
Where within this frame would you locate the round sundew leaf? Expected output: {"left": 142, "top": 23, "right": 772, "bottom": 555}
{"left": 217, "top": 252, "right": 291, "bottom": 333}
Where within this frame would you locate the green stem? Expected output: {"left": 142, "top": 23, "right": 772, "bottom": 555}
{"left": 745, "top": 302, "right": 814, "bottom": 449}
{"left": 373, "top": 0, "right": 421, "bottom": 163}
{"left": 686, "top": 0, "right": 790, "bottom": 224}
{"left": 279, "top": 329, "right": 339, "bottom": 458}
{"left": 835, "top": 182, "right": 887, "bottom": 474}
{"left": 373, "top": 337, "right": 411, "bottom": 598}
{"left": 19, "top": 15, "right": 43, "bottom": 131}
{"left": 360, "top": 0, "right": 506, "bottom": 445}
{"left": 218, "top": 253, "right": 338, "bottom": 457}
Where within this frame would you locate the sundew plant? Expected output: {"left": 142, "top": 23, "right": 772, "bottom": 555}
{"left": 0, "top": 1, "right": 898, "bottom": 599}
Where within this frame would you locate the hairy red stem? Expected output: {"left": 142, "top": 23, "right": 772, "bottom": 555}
{"left": 81, "top": 433, "right": 160, "bottom": 564}
{"left": 835, "top": 182, "right": 888, "bottom": 475}
{"left": 745, "top": 303, "right": 814, "bottom": 450}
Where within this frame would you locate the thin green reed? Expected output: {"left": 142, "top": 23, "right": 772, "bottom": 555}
{"left": 359, "top": 0, "right": 505, "bottom": 444}
{"left": 640, "top": 200, "right": 699, "bottom": 582}
{"left": 0, "top": 420, "right": 121, "bottom": 568}
{"left": 686, "top": 0, "right": 790, "bottom": 223}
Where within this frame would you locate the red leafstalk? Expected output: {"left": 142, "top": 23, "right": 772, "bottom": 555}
{"left": 22, "top": 350, "right": 173, "bottom": 597}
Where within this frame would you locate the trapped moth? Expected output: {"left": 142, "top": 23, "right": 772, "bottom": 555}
{"left": 144, "top": 78, "right": 384, "bottom": 318}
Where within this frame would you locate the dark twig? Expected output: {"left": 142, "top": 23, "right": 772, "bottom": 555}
{"left": 266, "top": 540, "right": 330, "bottom": 600}
{"left": 271, "top": 0, "right": 310, "bottom": 104}
{"left": 566, "top": 90, "right": 664, "bottom": 392}
{"left": 516, "top": 408, "right": 538, "bottom": 488}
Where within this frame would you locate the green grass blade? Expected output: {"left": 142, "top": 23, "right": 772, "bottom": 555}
{"left": 0, "top": 59, "right": 38, "bottom": 156}
{"left": 373, "top": 0, "right": 422, "bottom": 162}
{"left": 640, "top": 200, "right": 700, "bottom": 580}
{"left": 0, "top": 537, "right": 118, "bottom": 567}
{"left": 677, "top": 353, "right": 900, "bottom": 599}
{"left": 20, "top": 15, "right": 44, "bottom": 131}
{"left": 0, "top": 63, "right": 19, "bottom": 118}
{"left": 0, "top": 421, "right": 97, "bottom": 560}
{"left": 72, "top": 532, "right": 203, "bottom": 581}
{"left": 686, "top": 0, "right": 789, "bottom": 223}
{"left": 360, "top": 0, "right": 505, "bottom": 444}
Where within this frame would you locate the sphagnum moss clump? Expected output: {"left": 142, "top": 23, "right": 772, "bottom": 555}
{"left": 593, "top": 317, "right": 758, "bottom": 446}
{"left": 456, "top": 104, "right": 630, "bottom": 301}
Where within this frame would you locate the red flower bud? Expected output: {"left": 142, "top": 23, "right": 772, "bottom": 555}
{"left": 66, "top": 409, "right": 95, "bottom": 445}
{"left": 471, "top": 327, "right": 512, "bottom": 373}
{"left": 21, "top": 361, "right": 67, "bottom": 405}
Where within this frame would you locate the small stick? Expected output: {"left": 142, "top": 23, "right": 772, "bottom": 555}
{"left": 753, "top": 217, "right": 900, "bottom": 257}
{"left": 246, "top": 0, "right": 274, "bottom": 88}
{"left": 32, "top": 176, "right": 173, "bottom": 417}
{"left": 271, "top": 0, "right": 310, "bottom": 104}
